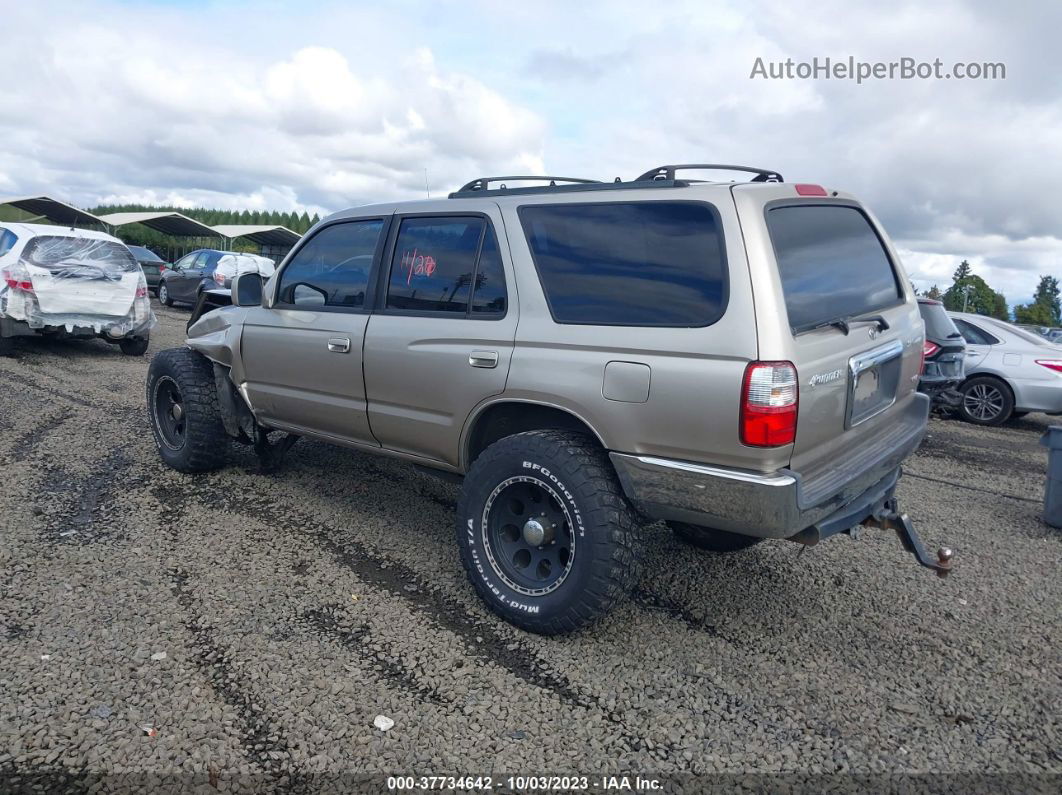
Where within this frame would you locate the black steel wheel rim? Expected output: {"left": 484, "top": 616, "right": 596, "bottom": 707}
{"left": 482, "top": 476, "right": 575, "bottom": 597}
{"left": 153, "top": 376, "right": 186, "bottom": 450}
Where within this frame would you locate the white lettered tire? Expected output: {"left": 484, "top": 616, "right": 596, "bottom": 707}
{"left": 456, "top": 430, "right": 639, "bottom": 634}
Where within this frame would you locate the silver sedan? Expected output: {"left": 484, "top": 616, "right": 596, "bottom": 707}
{"left": 947, "top": 311, "right": 1062, "bottom": 425}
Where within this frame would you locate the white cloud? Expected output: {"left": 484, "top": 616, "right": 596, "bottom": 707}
{"left": 0, "top": 0, "right": 1057, "bottom": 307}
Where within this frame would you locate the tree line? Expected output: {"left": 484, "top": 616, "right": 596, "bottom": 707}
{"left": 919, "top": 260, "right": 1060, "bottom": 328}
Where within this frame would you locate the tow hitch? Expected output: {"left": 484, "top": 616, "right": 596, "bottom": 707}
{"left": 862, "top": 499, "right": 954, "bottom": 577}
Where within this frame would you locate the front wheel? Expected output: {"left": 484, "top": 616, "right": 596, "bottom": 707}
{"left": 456, "top": 430, "right": 639, "bottom": 635}
{"left": 158, "top": 282, "right": 173, "bottom": 307}
{"left": 146, "top": 347, "right": 229, "bottom": 472}
{"left": 959, "top": 376, "right": 1013, "bottom": 426}
{"left": 669, "top": 522, "right": 764, "bottom": 552}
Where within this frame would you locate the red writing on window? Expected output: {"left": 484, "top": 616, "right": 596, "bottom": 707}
{"left": 401, "top": 249, "right": 437, "bottom": 285}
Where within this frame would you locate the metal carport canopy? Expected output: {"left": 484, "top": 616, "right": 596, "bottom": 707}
{"left": 96, "top": 211, "right": 221, "bottom": 238}
{"left": 211, "top": 225, "right": 302, "bottom": 247}
{"left": 0, "top": 195, "right": 104, "bottom": 227}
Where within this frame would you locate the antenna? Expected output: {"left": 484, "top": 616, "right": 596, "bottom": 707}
{"left": 424, "top": 169, "right": 430, "bottom": 199}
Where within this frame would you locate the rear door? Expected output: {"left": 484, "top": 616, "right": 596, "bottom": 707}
{"left": 733, "top": 185, "right": 924, "bottom": 475}
{"left": 952, "top": 317, "right": 997, "bottom": 369}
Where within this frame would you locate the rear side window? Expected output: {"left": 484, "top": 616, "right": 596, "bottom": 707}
{"left": 0, "top": 228, "right": 18, "bottom": 257}
{"left": 953, "top": 318, "right": 999, "bottom": 346}
{"left": 277, "top": 219, "right": 383, "bottom": 309}
{"left": 519, "top": 202, "right": 727, "bottom": 326}
{"left": 767, "top": 204, "right": 901, "bottom": 333}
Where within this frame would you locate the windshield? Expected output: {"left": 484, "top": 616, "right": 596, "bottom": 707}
{"left": 22, "top": 236, "right": 139, "bottom": 280}
{"left": 127, "top": 245, "right": 163, "bottom": 263}
{"left": 767, "top": 204, "right": 902, "bottom": 332}
{"left": 986, "top": 318, "right": 1057, "bottom": 346}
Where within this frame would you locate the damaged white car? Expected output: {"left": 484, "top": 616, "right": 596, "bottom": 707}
{"left": 0, "top": 223, "right": 155, "bottom": 356}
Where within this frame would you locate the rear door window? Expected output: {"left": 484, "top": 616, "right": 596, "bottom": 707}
{"left": 953, "top": 318, "right": 999, "bottom": 346}
{"left": 519, "top": 201, "right": 727, "bottom": 326}
{"left": 767, "top": 204, "right": 902, "bottom": 333}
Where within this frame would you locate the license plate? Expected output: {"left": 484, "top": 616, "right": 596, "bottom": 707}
{"left": 847, "top": 340, "right": 903, "bottom": 427}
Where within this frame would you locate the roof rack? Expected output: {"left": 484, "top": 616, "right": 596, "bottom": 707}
{"left": 451, "top": 175, "right": 601, "bottom": 196}
{"left": 635, "top": 164, "right": 784, "bottom": 183}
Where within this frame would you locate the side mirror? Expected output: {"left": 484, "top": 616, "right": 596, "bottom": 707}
{"left": 232, "top": 272, "right": 263, "bottom": 307}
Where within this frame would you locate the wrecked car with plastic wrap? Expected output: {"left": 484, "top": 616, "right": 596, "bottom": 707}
{"left": 0, "top": 223, "right": 155, "bottom": 355}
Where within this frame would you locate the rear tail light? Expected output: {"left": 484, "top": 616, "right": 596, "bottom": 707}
{"left": 135, "top": 286, "right": 147, "bottom": 298}
{"left": 741, "top": 361, "right": 798, "bottom": 447}
{"left": 2, "top": 264, "right": 33, "bottom": 291}
{"left": 795, "top": 184, "right": 828, "bottom": 196}
{"left": 921, "top": 340, "right": 939, "bottom": 374}
{"left": 1035, "top": 359, "right": 1062, "bottom": 374}
{"left": 213, "top": 270, "right": 226, "bottom": 285}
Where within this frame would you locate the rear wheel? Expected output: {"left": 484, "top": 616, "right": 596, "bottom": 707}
{"left": 959, "top": 376, "right": 1013, "bottom": 426}
{"left": 146, "top": 348, "right": 228, "bottom": 472}
{"left": 158, "top": 282, "right": 173, "bottom": 307}
{"left": 119, "top": 335, "right": 149, "bottom": 356}
{"left": 456, "top": 430, "right": 639, "bottom": 635}
{"left": 669, "top": 522, "right": 764, "bottom": 552}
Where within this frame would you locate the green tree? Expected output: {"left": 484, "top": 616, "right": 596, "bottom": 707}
{"left": 942, "top": 260, "right": 1008, "bottom": 318}
{"left": 925, "top": 284, "right": 943, "bottom": 300}
{"left": 1015, "top": 301, "right": 1055, "bottom": 326}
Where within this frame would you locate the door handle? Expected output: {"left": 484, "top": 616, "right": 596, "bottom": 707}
{"left": 469, "top": 350, "right": 499, "bottom": 368}
{"left": 327, "top": 337, "right": 351, "bottom": 353}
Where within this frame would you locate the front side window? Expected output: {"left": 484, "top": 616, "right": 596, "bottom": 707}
{"left": 767, "top": 204, "right": 902, "bottom": 333}
{"left": 276, "top": 220, "right": 383, "bottom": 309}
{"left": 386, "top": 216, "right": 504, "bottom": 315}
{"left": 519, "top": 201, "right": 728, "bottom": 326}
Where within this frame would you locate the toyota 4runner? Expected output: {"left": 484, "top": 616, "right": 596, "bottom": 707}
{"left": 146, "top": 165, "right": 952, "bottom": 635}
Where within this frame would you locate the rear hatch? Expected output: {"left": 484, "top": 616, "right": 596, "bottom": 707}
{"left": 22, "top": 236, "right": 140, "bottom": 316}
{"left": 919, "top": 299, "right": 965, "bottom": 379}
{"left": 732, "top": 184, "right": 925, "bottom": 492}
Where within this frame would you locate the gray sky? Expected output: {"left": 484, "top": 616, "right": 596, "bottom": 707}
{"left": 1, "top": 0, "right": 1058, "bottom": 305}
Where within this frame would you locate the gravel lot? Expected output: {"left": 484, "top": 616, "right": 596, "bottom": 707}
{"left": 1, "top": 302, "right": 1059, "bottom": 792}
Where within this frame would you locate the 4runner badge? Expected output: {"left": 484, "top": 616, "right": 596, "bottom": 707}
{"left": 809, "top": 369, "right": 843, "bottom": 387}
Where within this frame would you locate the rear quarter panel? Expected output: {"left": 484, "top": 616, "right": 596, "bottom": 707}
{"left": 496, "top": 187, "right": 776, "bottom": 472}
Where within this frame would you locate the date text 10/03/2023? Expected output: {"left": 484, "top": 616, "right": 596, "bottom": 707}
{"left": 387, "top": 775, "right": 663, "bottom": 791}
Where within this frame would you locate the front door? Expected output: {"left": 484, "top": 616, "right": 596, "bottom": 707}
{"left": 239, "top": 217, "right": 388, "bottom": 444}
{"left": 363, "top": 211, "right": 516, "bottom": 466}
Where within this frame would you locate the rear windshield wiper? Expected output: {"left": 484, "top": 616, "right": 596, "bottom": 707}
{"left": 805, "top": 313, "right": 891, "bottom": 336}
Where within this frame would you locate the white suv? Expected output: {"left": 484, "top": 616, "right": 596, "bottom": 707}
{"left": 0, "top": 223, "right": 155, "bottom": 356}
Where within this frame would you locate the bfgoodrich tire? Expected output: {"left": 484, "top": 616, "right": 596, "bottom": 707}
{"left": 669, "top": 522, "right": 764, "bottom": 552}
{"left": 456, "top": 430, "right": 639, "bottom": 635}
{"left": 146, "top": 347, "right": 229, "bottom": 472}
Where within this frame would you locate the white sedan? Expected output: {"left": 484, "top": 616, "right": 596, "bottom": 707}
{"left": 948, "top": 311, "right": 1062, "bottom": 425}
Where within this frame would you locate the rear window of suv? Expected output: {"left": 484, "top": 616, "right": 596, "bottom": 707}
{"left": 766, "top": 204, "right": 902, "bottom": 333}
{"left": 519, "top": 201, "right": 727, "bottom": 326}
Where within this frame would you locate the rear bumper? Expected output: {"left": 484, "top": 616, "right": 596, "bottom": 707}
{"left": 611, "top": 393, "right": 930, "bottom": 539}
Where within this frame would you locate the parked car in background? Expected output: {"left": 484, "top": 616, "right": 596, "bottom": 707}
{"left": 917, "top": 298, "right": 965, "bottom": 408}
{"left": 1046, "top": 329, "right": 1062, "bottom": 344}
{"left": 0, "top": 223, "right": 154, "bottom": 355}
{"left": 949, "top": 311, "right": 1062, "bottom": 425}
{"left": 158, "top": 249, "right": 274, "bottom": 307}
{"left": 126, "top": 244, "right": 169, "bottom": 296}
